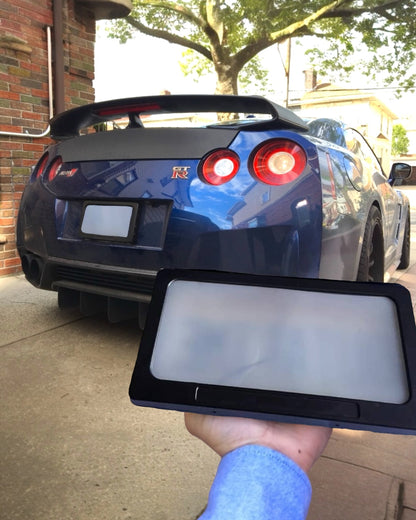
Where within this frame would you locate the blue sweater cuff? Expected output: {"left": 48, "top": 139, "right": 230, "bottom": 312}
{"left": 199, "top": 445, "right": 312, "bottom": 520}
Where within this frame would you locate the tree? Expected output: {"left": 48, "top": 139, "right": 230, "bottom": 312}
{"left": 392, "top": 124, "right": 410, "bottom": 156}
{"left": 108, "top": 1, "right": 416, "bottom": 96}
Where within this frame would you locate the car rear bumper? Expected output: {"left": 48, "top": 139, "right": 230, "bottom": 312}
{"left": 18, "top": 217, "right": 319, "bottom": 290}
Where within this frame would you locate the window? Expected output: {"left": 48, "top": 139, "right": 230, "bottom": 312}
{"left": 344, "top": 128, "right": 385, "bottom": 177}
{"left": 261, "top": 189, "right": 271, "bottom": 204}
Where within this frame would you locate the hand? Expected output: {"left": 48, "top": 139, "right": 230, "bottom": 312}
{"left": 184, "top": 413, "right": 332, "bottom": 473}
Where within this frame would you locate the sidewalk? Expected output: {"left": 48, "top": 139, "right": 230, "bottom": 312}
{"left": 307, "top": 256, "right": 416, "bottom": 520}
{"left": 2, "top": 259, "right": 416, "bottom": 519}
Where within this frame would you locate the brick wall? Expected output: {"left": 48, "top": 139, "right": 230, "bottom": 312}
{"left": 0, "top": 0, "right": 95, "bottom": 277}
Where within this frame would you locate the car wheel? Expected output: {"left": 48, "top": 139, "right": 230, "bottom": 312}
{"left": 398, "top": 212, "right": 411, "bottom": 270}
{"left": 357, "top": 206, "right": 384, "bottom": 282}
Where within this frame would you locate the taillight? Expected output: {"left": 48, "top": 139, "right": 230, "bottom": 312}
{"left": 199, "top": 149, "right": 240, "bottom": 185}
{"left": 47, "top": 156, "right": 63, "bottom": 182}
{"left": 249, "top": 139, "right": 306, "bottom": 185}
{"left": 32, "top": 152, "right": 49, "bottom": 181}
{"left": 96, "top": 103, "right": 161, "bottom": 117}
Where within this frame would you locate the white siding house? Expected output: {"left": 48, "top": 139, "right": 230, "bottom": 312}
{"left": 297, "top": 84, "right": 397, "bottom": 172}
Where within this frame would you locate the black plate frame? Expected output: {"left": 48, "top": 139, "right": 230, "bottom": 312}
{"left": 80, "top": 201, "right": 139, "bottom": 243}
{"left": 129, "top": 269, "right": 416, "bottom": 434}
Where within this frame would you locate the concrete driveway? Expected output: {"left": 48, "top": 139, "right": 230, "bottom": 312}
{"left": 2, "top": 230, "right": 416, "bottom": 520}
{"left": 1, "top": 275, "right": 217, "bottom": 520}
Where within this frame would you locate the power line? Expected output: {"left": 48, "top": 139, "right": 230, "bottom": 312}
{"left": 289, "top": 86, "right": 415, "bottom": 94}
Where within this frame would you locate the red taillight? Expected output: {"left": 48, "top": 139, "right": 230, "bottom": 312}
{"left": 199, "top": 149, "right": 240, "bottom": 185}
{"left": 47, "top": 156, "right": 63, "bottom": 182}
{"left": 249, "top": 139, "right": 306, "bottom": 185}
{"left": 33, "top": 153, "right": 49, "bottom": 181}
{"left": 96, "top": 103, "right": 161, "bottom": 117}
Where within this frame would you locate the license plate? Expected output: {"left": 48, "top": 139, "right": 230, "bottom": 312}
{"left": 81, "top": 203, "right": 137, "bottom": 241}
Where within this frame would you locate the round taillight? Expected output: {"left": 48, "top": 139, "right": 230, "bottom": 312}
{"left": 250, "top": 139, "right": 306, "bottom": 185}
{"left": 47, "top": 156, "right": 63, "bottom": 182}
{"left": 199, "top": 149, "right": 240, "bottom": 185}
{"left": 33, "top": 153, "right": 49, "bottom": 181}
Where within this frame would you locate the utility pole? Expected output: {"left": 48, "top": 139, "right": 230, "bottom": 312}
{"left": 285, "top": 38, "right": 291, "bottom": 108}
{"left": 278, "top": 38, "right": 291, "bottom": 108}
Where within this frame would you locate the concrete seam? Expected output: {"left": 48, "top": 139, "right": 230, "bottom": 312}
{"left": 385, "top": 479, "right": 404, "bottom": 520}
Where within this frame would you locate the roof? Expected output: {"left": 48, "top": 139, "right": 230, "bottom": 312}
{"left": 301, "top": 83, "right": 398, "bottom": 120}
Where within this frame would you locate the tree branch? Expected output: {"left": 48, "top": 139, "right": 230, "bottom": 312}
{"left": 136, "top": 0, "right": 222, "bottom": 46}
{"left": 125, "top": 16, "right": 212, "bottom": 60}
{"left": 232, "top": 0, "right": 347, "bottom": 73}
{"left": 270, "top": 0, "right": 350, "bottom": 40}
{"left": 134, "top": 1, "right": 225, "bottom": 62}
{"left": 323, "top": 0, "right": 405, "bottom": 19}
{"left": 206, "top": 0, "right": 224, "bottom": 44}
{"left": 136, "top": 0, "right": 203, "bottom": 27}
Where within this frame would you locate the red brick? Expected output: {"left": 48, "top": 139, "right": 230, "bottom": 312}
{"left": 0, "top": 142, "right": 22, "bottom": 151}
{"left": 22, "top": 142, "right": 46, "bottom": 152}
{"left": 1, "top": 124, "right": 23, "bottom": 133}
{"left": 30, "top": 88, "right": 48, "bottom": 99}
{"left": 0, "top": 226, "right": 16, "bottom": 234}
{"left": 0, "top": 20, "right": 21, "bottom": 32}
{"left": 0, "top": 217, "right": 14, "bottom": 226}
{"left": 20, "top": 62, "right": 40, "bottom": 73}
{"left": 13, "top": 184, "right": 27, "bottom": 191}
{"left": 21, "top": 111, "right": 44, "bottom": 121}
{"left": 1, "top": 0, "right": 95, "bottom": 278}
{"left": 0, "top": 249, "right": 16, "bottom": 260}
{"left": 5, "top": 256, "right": 21, "bottom": 267}
{"left": 0, "top": 89, "right": 19, "bottom": 99}
{"left": 0, "top": 265, "right": 22, "bottom": 276}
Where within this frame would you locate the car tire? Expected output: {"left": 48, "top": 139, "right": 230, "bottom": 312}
{"left": 398, "top": 212, "right": 411, "bottom": 270}
{"left": 357, "top": 206, "right": 384, "bottom": 282}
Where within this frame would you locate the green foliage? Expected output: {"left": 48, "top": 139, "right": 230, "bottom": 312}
{"left": 107, "top": 0, "right": 416, "bottom": 95}
{"left": 179, "top": 49, "right": 212, "bottom": 80}
{"left": 305, "top": 1, "right": 416, "bottom": 92}
{"left": 179, "top": 48, "right": 274, "bottom": 95}
{"left": 238, "top": 57, "right": 275, "bottom": 96}
{"left": 392, "top": 124, "right": 410, "bottom": 156}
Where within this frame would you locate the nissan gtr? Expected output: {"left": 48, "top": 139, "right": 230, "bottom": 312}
{"left": 16, "top": 95, "right": 411, "bottom": 323}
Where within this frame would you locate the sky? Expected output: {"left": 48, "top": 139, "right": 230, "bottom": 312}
{"left": 94, "top": 24, "right": 216, "bottom": 100}
{"left": 93, "top": 22, "right": 414, "bottom": 119}
{"left": 93, "top": 22, "right": 309, "bottom": 105}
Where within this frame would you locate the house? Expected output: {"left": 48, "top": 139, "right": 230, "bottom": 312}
{"left": 393, "top": 114, "right": 416, "bottom": 167}
{"left": 0, "top": 0, "right": 132, "bottom": 277}
{"left": 297, "top": 82, "right": 397, "bottom": 173}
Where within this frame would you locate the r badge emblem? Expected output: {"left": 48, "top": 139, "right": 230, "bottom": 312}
{"left": 171, "top": 166, "right": 190, "bottom": 179}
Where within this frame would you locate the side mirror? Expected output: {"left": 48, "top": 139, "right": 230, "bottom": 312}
{"left": 390, "top": 162, "right": 412, "bottom": 185}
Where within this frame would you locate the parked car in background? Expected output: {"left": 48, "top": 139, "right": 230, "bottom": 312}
{"left": 17, "top": 95, "right": 411, "bottom": 322}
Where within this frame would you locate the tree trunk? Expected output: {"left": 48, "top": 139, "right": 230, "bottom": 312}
{"left": 213, "top": 62, "right": 240, "bottom": 120}
{"left": 214, "top": 62, "right": 239, "bottom": 95}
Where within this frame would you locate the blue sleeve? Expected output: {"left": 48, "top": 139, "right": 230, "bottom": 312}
{"left": 198, "top": 445, "right": 312, "bottom": 520}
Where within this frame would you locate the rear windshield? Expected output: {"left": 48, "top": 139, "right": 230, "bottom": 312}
{"left": 85, "top": 111, "right": 273, "bottom": 134}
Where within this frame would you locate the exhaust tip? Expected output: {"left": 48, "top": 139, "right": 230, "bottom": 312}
{"left": 21, "top": 254, "right": 30, "bottom": 277}
{"left": 21, "top": 254, "right": 44, "bottom": 286}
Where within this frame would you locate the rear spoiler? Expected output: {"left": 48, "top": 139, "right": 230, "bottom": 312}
{"left": 50, "top": 95, "right": 308, "bottom": 139}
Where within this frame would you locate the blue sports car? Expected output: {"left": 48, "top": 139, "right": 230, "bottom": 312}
{"left": 17, "top": 95, "right": 411, "bottom": 322}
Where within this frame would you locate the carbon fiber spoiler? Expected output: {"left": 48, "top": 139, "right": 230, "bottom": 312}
{"left": 50, "top": 95, "right": 308, "bottom": 139}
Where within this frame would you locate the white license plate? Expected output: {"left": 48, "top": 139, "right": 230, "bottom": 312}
{"left": 81, "top": 204, "right": 135, "bottom": 239}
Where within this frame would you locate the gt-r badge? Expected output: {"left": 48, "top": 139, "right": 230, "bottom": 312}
{"left": 171, "top": 166, "right": 190, "bottom": 179}
{"left": 58, "top": 168, "right": 78, "bottom": 178}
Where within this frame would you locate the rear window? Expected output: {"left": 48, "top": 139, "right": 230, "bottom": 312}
{"left": 87, "top": 111, "right": 273, "bottom": 133}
